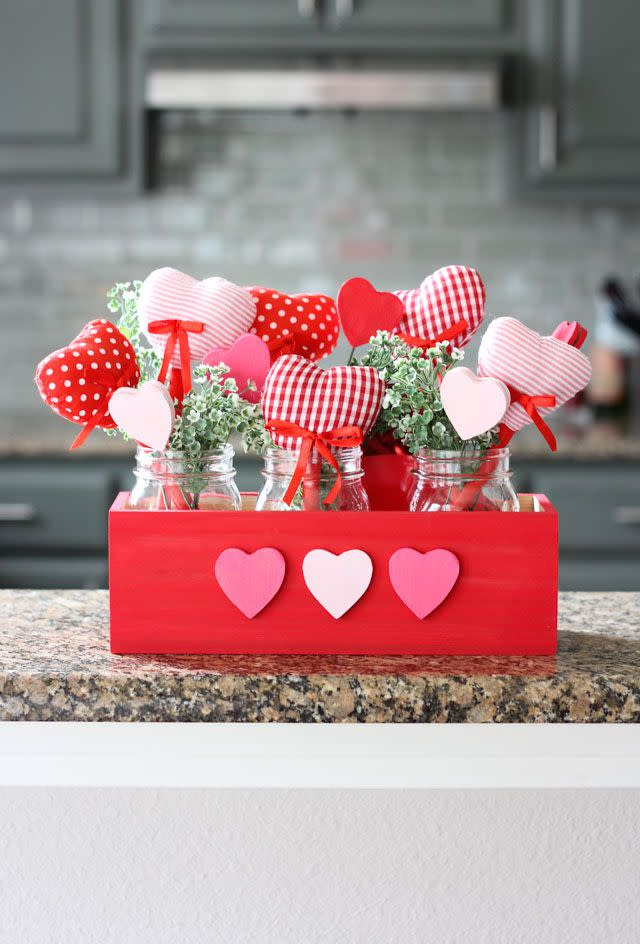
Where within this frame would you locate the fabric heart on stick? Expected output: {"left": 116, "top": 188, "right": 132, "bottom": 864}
{"left": 138, "top": 268, "right": 256, "bottom": 399}
{"left": 246, "top": 286, "right": 339, "bottom": 362}
{"left": 478, "top": 317, "right": 592, "bottom": 450}
{"left": 262, "top": 354, "right": 385, "bottom": 506}
{"left": 35, "top": 319, "right": 140, "bottom": 449}
{"left": 394, "top": 265, "right": 485, "bottom": 350}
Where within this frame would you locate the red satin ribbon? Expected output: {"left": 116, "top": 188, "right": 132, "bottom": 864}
{"left": 265, "top": 420, "right": 363, "bottom": 506}
{"left": 70, "top": 360, "right": 137, "bottom": 451}
{"left": 503, "top": 385, "right": 557, "bottom": 451}
{"left": 148, "top": 319, "right": 204, "bottom": 397}
{"left": 399, "top": 318, "right": 468, "bottom": 351}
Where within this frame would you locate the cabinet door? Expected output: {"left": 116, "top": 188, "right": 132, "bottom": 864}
{"left": 325, "top": 0, "right": 506, "bottom": 32}
{"left": 0, "top": 0, "right": 141, "bottom": 187}
{"left": 145, "top": 0, "right": 319, "bottom": 39}
{"left": 518, "top": 0, "right": 640, "bottom": 199}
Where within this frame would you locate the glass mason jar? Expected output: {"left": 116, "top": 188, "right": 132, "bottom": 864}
{"left": 255, "top": 445, "right": 370, "bottom": 511}
{"left": 410, "top": 447, "right": 519, "bottom": 512}
{"left": 127, "top": 445, "right": 241, "bottom": 511}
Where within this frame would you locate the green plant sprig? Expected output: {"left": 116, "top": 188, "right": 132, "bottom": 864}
{"left": 107, "top": 281, "right": 162, "bottom": 384}
{"left": 358, "top": 331, "right": 499, "bottom": 455}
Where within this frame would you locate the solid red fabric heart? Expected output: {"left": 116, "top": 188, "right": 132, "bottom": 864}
{"left": 35, "top": 319, "right": 140, "bottom": 444}
{"left": 394, "top": 265, "right": 485, "bottom": 348}
{"left": 337, "top": 277, "right": 404, "bottom": 348}
{"left": 246, "top": 287, "right": 339, "bottom": 362}
{"left": 262, "top": 354, "right": 385, "bottom": 451}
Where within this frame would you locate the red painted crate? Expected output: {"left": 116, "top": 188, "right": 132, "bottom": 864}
{"left": 109, "top": 493, "right": 558, "bottom": 656}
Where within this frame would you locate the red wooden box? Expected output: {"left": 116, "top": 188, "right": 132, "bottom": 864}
{"left": 109, "top": 494, "right": 558, "bottom": 656}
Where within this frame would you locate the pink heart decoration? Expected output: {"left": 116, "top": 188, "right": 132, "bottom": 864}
{"left": 477, "top": 317, "right": 592, "bottom": 433}
{"left": 108, "top": 380, "right": 175, "bottom": 451}
{"left": 215, "top": 548, "right": 286, "bottom": 619}
{"left": 337, "top": 277, "right": 404, "bottom": 348}
{"left": 302, "top": 549, "right": 373, "bottom": 619}
{"left": 262, "top": 355, "right": 385, "bottom": 451}
{"left": 394, "top": 266, "right": 485, "bottom": 347}
{"left": 389, "top": 549, "right": 460, "bottom": 619}
{"left": 440, "top": 367, "right": 510, "bottom": 440}
{"left": 138, "top": 268, "right": 257, "bottom": 368}
{"left": 202, "top": 334, "right": 271, "bottom": 404}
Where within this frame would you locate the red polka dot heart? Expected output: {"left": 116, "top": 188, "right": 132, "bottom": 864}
{"left": 35, "top": 319, "right": 140, "bottom": 440}
{"left": 246, "top": 287, "right": 339, "bottom": 362}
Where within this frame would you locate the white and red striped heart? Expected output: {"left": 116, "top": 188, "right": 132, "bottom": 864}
{"left": 478, "top": 317, "right": 592, "bottom": 433}
{"left": 139, "top": 268, "right": 256, "bottom": 368}
{"left": 246, "top": 286, "right": 339, "bottom": 362}
{"left": 394, "top": 265, "right": 485, "bottom": 348}
{"left": 35, "top": 319, "right": 140, "bottom": 435}
{"left": 262, "top": 355, "right": 385, "bottom": 451}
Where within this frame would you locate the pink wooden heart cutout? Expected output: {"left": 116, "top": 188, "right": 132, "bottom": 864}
{"left": 302, "top": 549, "right": 373, "bottom": 619}
{"left": 389, "top": 549, "right": 460, "bottom": 618}
{"left": 440, "top": 367, "right": 510, "bottom": 440}
{"left": 202, "top": 334, "right": 271, "bottom": 404}
{"left": 108, "top": 380, "right": 175, "bottom": 451}
{"left": 337, "top": 277, "right": 404, "bottom": 348}
{"left": 215, "top": 548, "right": 286, "bottom": 618}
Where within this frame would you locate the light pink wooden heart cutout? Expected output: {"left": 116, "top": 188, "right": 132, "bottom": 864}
{"left": 202, "top": 334, "right": 271, "bottom": 404}
{"left": 389, "top": 549, "right": 460, "bottom": 618}
{"left": 108, "top": 380, "right": 175, "bottom": 451}
{"left": 139, "top": 268, "right": 257, "bottom": 368}
{"left": 440, "top": 367, "right": 510, "bottom": 440}
{"left": 478, "top": 317, "right": 592, "bottom": 433}
{"left": 302, "top": 549, "right": 373, "bottom": 619}
{"left": 215, "top": 548, "right": 286, "bottom": 618}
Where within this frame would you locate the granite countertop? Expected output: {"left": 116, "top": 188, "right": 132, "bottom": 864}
{"left": 0, "top": 590, "right": 639, "bottom": 722}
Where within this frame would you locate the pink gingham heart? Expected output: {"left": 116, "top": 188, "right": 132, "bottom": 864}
{"left": 261, "top": 355, "right": 385, "bottom": 451}
{"left": 440, "top": 367, "right": 510, "bottom": 440}
{"left": 394, "top": 265, "right": 485, "bottom": 348}
{"left": 478, "top": 317, "right": 592, "bottom": 433}
{"left": 138, "top": 268, "right": 256, "bottom": 368}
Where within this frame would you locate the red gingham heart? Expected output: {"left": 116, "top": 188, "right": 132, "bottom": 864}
{"left": 262, "top": 355, "right": 385, "bottom": 451}
{"left": 35, "top": 320, "right": 140, "bottom": 430}
{"left": 246, "top": 287, "right": 339, "bottom": 362}
{"left": 394, "top": 265, "right": 485, "bottom": 348}
{"left": 478, "top": 317, "right": 592, "bottom": 432}
{"left": 139, "top": 268, "right": 257, "bottom": 368}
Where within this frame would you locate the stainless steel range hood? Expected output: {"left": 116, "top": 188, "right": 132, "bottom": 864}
{"left": 146, "top": 66, "right": 500, "bottom": 111}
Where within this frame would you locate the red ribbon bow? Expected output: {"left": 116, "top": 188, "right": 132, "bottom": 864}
{"left": 501, "top": 385, "right": 557, "bottom": 451}
{"left": 148, "top": 319, "right": 204, "bottom": 397}
{"left": 265, "top": 420, "right": 363, "bottom": 507}
{"left": 399, "top": 318, "right": 468, "bottom": 352}
{"left": 70, "top": 360, "right": 138, "bottom": 451}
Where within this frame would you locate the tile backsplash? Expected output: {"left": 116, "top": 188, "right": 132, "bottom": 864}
{"left": 2, "top": 110, "right": 640, "bottom": 445}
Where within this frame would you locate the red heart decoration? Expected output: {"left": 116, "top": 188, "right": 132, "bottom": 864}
{"left": 246, "top": 287, "right": 339, "bottom": 362}
{"left": 394, "top": 266, "right": 485, "bottom": 348}
{"left": 337, "top": 277, "right": 404, "bottom": 348}
{"left": 262, "top": 355, "right": 385, "bottom": 450}
{"left": 202, "top": 334, "right": 271, "bottom": 404}
{"left": 35, "top": 320, "right": 140, "bottom": 434}
{"left": 478, "top": 317, "right": 592, "bottom": 434}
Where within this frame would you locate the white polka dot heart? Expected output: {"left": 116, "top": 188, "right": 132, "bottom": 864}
{"left": 34, "top": 319, "right": 140, "bottom": 448}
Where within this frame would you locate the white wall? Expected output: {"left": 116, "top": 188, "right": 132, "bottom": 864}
{"left": 1, "top": 788, "right": 639, "bottom": 944}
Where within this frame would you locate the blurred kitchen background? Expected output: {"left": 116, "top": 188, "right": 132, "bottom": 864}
{"left": 1, "top": 0, "right": 640, "bottom": 590}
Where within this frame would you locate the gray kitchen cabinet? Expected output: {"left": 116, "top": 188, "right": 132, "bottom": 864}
{"left": 515, "top": 0, "right": 640, "bottom": 200}
{"left": 0, "top": 0, "right": 143, "bottom": 188}
{"left": 144, "top": 0, "right": 514, "bottom": 51}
